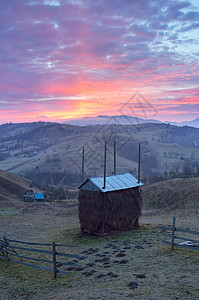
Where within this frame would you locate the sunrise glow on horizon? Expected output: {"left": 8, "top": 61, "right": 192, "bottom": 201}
{"left": 0, "top": 0, "right": 199, "bottom": 124}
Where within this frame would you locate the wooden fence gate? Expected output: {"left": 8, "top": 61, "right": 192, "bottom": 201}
{"left": 158, "top": 217, "right": 199, "bottom": 252}
{"left": 0, "top": 237, "right": 81, "bottom": 278}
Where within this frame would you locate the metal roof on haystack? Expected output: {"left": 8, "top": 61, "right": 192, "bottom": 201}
{"left": 79, "top": 172, "right": 143, "bottom": 193}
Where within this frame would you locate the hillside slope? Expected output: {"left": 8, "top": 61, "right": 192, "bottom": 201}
{"left": 1, "top": 122, "right": 199, "bottom": 186}
{"left": 142, "top": 177, "right": 199, "bottom": 214}
{"left": 0, "top": 169, "right": 31, "bottom": 201}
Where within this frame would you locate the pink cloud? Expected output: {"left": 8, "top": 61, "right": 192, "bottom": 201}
{"left": 0, "top": 0, "right": 199, "bottom": 123}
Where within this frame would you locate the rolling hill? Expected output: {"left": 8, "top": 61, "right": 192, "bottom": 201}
{"left": 0, "top": 169, "right": 31, "bottom": 201}
{"left": 142, "top": 177, "right": 199, "bottom": 214}
{"left": 1, "top": 121, "right": 199, "bottom": 187}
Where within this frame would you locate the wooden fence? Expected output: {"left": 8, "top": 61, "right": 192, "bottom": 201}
{"left": 0, "top": 236, "right": 81, "bottom": 279}
{"left": 158, "top": 217, "right": 199, "bottom": 252}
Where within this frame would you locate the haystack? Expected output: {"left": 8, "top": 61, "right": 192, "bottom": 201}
{"left": 78, "top": 173, "right": 142, "bottom": 234}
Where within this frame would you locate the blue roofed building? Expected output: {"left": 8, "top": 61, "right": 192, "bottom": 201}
{"left": 34, "top": 193, "right": 45, "bottom": 201}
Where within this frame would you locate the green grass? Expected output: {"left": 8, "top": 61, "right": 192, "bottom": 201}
{"left": 0, "top": 208, "right": 19, "bottom": 217}
{"left": 57, "top": 225, "right": 151, "bottom": 246}
{"left": 1, "top": 200, "right": 199, "bottom": 300}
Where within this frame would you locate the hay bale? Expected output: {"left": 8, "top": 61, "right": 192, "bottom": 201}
{"left": 79, "top": 188, "right": 142, "bottom": 234}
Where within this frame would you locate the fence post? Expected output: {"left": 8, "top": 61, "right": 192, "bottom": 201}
{"left": 53, "top": 242, "right": 57, "bottom": 279}
{"left": 171, "top": 216, "right": 176, "bottom": 251}
{"left": 4, "top": 236, "right": 9, "bottom": 266}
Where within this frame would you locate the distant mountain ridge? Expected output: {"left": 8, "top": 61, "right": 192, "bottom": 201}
{"left": 65, "top": 115, "right": 199, "bottom": 128}
{"left": 177, "top": 118, "right": 199, "bottom": 128}
{"left": 65, "top": 115, "right": 162, "bottom": 126}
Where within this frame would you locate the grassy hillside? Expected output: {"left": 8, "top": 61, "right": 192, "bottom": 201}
{"left": 0, "top": 169, "right": 31, "bottom": 201}
{"left": 142, "top": 177, "right": 199, "bottom": 214}
{"left": 1, "top": 122, "right": 199, "bottom": 186}
{"left": 0, "top": 121, "right": 52, "bottom": 140}
{"left": 1, "top": 179, "right": 198, "bottom": 299}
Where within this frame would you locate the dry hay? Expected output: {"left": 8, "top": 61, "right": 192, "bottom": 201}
{"left": 79, "top": 188, "right": 142, "bottom": 234}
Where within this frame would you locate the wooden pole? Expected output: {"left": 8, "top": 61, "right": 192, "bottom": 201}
{"left": 102, "top": 142, "right": 107, "bottom": 234}
{"left": 81, "top": 146, "right": 84, "bottom": 182}
{"left": 103, "top": 142, "right": 106, "bottom": 189}
{"left": 138, "top": 143, "right": 141, "bottom": 183}
{"left": 171, "top": 216, "right": 176, "bottom": 251}
{"left": 4, "top": 236, "right": 9, "bottom": 266}
{"left": 53, "top": 242, "right": 57, "bottom": 279}
{"left": 102, "top": 193, "right": 106, "bottom": 235}
{"left": 114, "top": 140, "right": 116, "bottom": 175}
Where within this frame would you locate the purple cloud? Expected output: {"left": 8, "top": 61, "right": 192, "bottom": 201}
{"left": 0, "top": 0, "right": 198, "bottom": 123}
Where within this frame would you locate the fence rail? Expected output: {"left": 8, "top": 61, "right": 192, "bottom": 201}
{"left": 158, "top": 217, "right": 199, "bottom": 252}
{"left": 0, "top": 236, "right": 81, "bottom": 279}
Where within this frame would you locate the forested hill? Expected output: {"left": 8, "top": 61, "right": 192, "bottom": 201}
{"left": 0, "top": 121, "right": 199, "bottom": 186}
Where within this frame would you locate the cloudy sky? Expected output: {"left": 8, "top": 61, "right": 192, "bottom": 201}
{"left": 0, "top": 0, "right": 199, "bottom": 123}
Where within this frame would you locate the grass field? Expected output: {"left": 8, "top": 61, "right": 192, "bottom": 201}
{"left": 0, "top": 199, "right": 198, "bottom": 300}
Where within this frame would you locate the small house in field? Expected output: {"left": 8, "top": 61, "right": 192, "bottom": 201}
{"left": 23, "top": 191, "right": 45, "bottom": 202}
{"left": 23, "top": 191, "right": 35, "bottom": 202}
{"left": 35, "top": 192, "right": 45, "bottom": 202}
{"left": 78, "top": 173, "right": 143, "bottom": 235}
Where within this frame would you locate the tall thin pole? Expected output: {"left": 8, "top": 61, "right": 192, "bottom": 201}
{"left": 102, "top": 142, "right": 107, "bottom": 234}
{"left": 53, "top": 242, "right": 57, "bottom": 279}
{"left": 102, "top": 193, "right": 106, "bottom": 235}
{"left": 4, "top": 236, "right": 9, "bottom": 266}
{"left": 138, "top": 143, "right": 141, "bottom": 183}
{"left": 114, "top": 140, "right": 116, "bottom": 175}
{"left": 82, "top": 146, "right": 84, "bottom": 182}
{"left": 103, "top": 142, "right": 106, "bottom": 189}
{"left": 171, "top": 216, "right": 176, "bottom": 251}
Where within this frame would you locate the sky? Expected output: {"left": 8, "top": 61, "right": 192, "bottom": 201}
{"left": 0, "top": 0, "right": 199, "bottom": 124}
